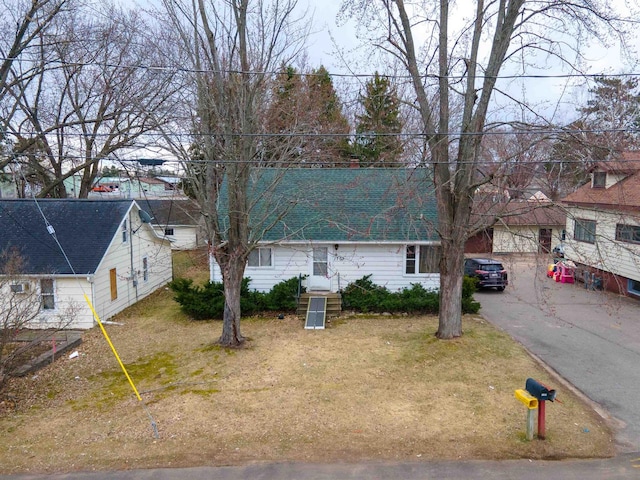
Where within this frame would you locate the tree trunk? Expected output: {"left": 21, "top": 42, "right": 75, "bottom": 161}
{"left": 437, "top": 239, "right": 465, "bottom": 339}
{"left": 217, "top": 255, "right": 246, "bottom": 347}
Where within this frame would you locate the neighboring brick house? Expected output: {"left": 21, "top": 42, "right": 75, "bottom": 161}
{"left": 561, "top": 153, "right": 640, "bottom": 298}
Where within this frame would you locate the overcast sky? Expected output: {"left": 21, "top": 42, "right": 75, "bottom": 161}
{"left": 304, "top": 0, "right": 640, "bottom": 124}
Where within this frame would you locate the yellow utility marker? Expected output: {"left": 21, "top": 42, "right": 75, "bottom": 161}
{"left": 515, "top": 388, "right": 538, "bottom": 409}
{"left": 85, "top": 294, "right": 158, "bottom": 437}
{"left": 515, "top": 389, "right": 538, "bottom": 440}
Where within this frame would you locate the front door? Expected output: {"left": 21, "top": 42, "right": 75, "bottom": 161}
{"left": 309, "top": 246, "right": 331, "bottom": 291}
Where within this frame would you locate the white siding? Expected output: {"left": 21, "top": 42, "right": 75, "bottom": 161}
{"left": 493, "top": 225, "right": 564, "bottom": 254}
{"left": 1, "top": 277, "right": 96, "bottom": 330}
{"left": 565, "top": 206, "right": 640, "bottom": 283}
{"left": 92, "top": 207, "right": 173, "bottom": 323}
{"left": 34, "top": 278, "right": 95, "bottom": 329}
{"left": 152, "top": 225, "right": 199, "bottom": 250}
{"left": 214, "top": 242, "right": 440, "bottom": 293}
{"left": 1, "top": 203, "right": 172, "bottom": 330}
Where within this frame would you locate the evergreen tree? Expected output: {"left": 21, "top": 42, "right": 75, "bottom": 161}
{"left": 305, "top": 66, "right": 351, "bottom": 166}
{"left": 353, "top": 73, "right": 403, "bottom": 167}
{"left": 263, "top": 65, "right": 351, "bottom": 166}
{"left": 263, "top": 64, "right": 306, "bottom": 165}
{"left": 578, "top": 76, "right": 640, "bottom": 158}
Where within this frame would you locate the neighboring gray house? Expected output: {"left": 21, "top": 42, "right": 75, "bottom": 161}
{"left": 0, "top": 199, "right": 173, "bottom": 329}
{"left": 212, "top": 168, "right": 440, "bottom": 293}
{"left": 137, "top": 199, "right": 204, "bottom": 250}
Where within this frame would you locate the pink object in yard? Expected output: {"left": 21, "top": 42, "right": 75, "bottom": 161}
{"left": 556, "top": 262, "right": 575, "bottom": 284}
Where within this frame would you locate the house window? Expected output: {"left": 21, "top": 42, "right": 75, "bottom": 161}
{"left": 616, "top": 224, "right": 640, "bottom": 244}
{"left": 574, "top": 219, "right": 596, "bottom": 244}
{"left": 142, "top": 257, "right": 149, "bottom": 282}
{"left": 164, "top": 228, "right": 174, "bottom": 236}
{"left": 312, "top": 247, "right": 328, "bottom": 276}
{"left": 629, "top": 279, "right": 640, "bottom": 296}
{"left": 110, "top": 268, "right": 118, "bottom": 301}
{"left": 122, "top": 220, "right": 128, "bottom": 243}
{"left": 40, "top": 279, "right": 55, "bottom": 310}
{"left": 593, "top": 171, "right": 606, "bottom": 188}
{"left": 248, "top": 247, "right": 272, "bottom": 267}
{"left": 406, "top": 245, "right": 442, "bottom": 274}
{"left": 10, "top": 282, "right": 30, "bottom": 294}
{"left": 406, "top": 245, "right": 417, "bottom": 274}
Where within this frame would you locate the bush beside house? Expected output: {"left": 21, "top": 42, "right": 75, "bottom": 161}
{"left": 170, "top": 274, "right": 480, "bottom": 320}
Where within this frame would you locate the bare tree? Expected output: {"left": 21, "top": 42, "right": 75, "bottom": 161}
{"left": 341, "top": 0, "right": 639, "bottom": 338}
{"left": 0, "top": 247, "right": 78, "bottom": 391}
{"left": 5, "top": 3, "right": 181, "bottom": 197}
{"left": 0, "top": 0, "right": 68, "bottom": 170}
{"left": 161, "top": 0, "right": 310, "bottom": 346}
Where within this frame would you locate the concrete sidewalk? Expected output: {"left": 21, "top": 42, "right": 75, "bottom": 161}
{"left": 3, "top": 453, "right": 640, "bottom": 480}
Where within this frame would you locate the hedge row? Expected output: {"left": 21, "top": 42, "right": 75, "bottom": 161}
{"left": 170, "top": 274, "right": 480, "bottom": 320}
{"left": 340, "top": 274, "right": 480, "bottom": 315}
{"left": 169, "top": 276, "right": 303, "bottom": 320}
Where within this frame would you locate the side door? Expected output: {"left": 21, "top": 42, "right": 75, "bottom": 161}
{"left": 538, "top": 228, "right": 552, "bottom": 254}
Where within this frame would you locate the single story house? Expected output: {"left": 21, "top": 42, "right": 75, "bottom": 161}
{"left": 561, "top": 153, "right": 640, "bottom": 298}
{"left": 0, "top": 199, "right": 173, "bottom": 329}
{"left": 137, "top": 199, "right": 204, "bottom": 250}
{"left": 466, "top": 193, "right": 566, "bottom": 255}
{"left": 212, "top": 168, "right": 440, "bottom": 293}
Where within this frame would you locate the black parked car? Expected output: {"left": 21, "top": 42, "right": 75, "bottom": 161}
{"left": 464, "top": 258, "right": 508, "bottom": 291}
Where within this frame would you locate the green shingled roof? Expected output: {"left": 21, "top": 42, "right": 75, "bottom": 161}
{"left": 219, "top": 168, "right": 438, "bottom": 243}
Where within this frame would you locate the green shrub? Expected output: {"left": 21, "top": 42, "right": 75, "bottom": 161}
{"left": 169, "top": 276, "right": 304, "bottom": 320}
{"left": 341, "top": 275, "right": 390, "bottom": 312}
{"left": 341, "top": 275, "right": 481, "bottom": 315}
{"left": 399, "top": 283, "right": 440, "bottom": 313}
{"left": 169, "top": 277, "right": 226, "bottom": 320}
{"left": 263, "top": 275, "right": 306, "bottom": 311}
{"left": 461, "top": 275, "right": 481, "bottom": 314}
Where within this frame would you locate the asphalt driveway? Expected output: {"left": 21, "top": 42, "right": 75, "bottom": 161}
{"left": 476, "top": 255, "right": 640, "bottom": 451}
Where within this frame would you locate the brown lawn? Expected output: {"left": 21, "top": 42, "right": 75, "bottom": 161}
{"left": 0, "top": 251, "right": 615, "bottom": 474}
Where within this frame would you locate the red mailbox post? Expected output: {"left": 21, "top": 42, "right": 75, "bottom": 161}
{"left": 525, "top": 378, "right": 557, "bottom": 440}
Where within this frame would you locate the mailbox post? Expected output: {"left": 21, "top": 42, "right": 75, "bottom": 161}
{"left": 525, "top": 378, "right": 556, "bottom": 440}
{"left": 514, "top": 389, "right": 538, "bottom": 440}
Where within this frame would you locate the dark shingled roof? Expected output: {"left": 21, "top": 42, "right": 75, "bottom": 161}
{"left": 137, "top": 199, "right": 201, "bottom": 227}
{"left": 220, "top": 168, "right": 439, "bottom": 242}
{"left": 0, "top": 199, "right": 134, "bottom": 275}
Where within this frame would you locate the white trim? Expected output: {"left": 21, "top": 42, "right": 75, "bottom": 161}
{"left": 257, "top": 240, "right": 441, "bottom": 247}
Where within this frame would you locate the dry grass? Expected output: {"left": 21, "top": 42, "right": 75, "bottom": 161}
{"left": 0, "top": 252, "right": 615, "bottom": 474}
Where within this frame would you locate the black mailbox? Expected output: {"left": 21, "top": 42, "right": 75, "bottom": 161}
{"left": 525, "top": 378, "right": 556, "bottom": 402}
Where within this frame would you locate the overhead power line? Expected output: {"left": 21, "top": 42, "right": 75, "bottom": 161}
{"left": 6, "top": 154, "right": 640, "bottom": 167}
{"left": 3, "top": 56, "right": 640, "bottom": 81}
{"left": 4, "top": 126, "right": 640, "bottom": 140}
